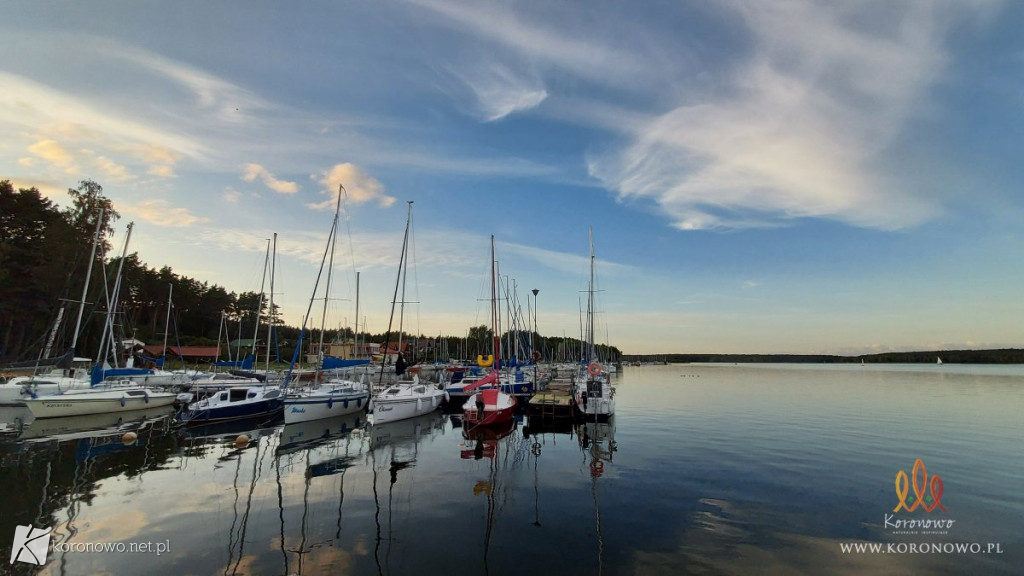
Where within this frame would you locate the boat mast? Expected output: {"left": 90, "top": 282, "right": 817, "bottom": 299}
{"left": 161, "top": 283, "right": 173, "bottom": 366}
{"left": 490, "top": 235, "right": 500, "bottom": 370}
{"left": 98, "top": 221, "right": 133, "bottom": 369}
{"left": 354, "top": 271, "right": 360, "bottom": 358}
{"left": 266, "top": 233, "right": 277, "bottom": 376}
{"left": 71, "top": 208, "right": 105, "bottom": 354}
{"left": 377, "top": 201, "right": 413, "bottom": 388}
{"left": 587, "top": 227, "right": 596, "bottom": 364}
{"left": 251, "top": 238, "right": 271, "bottom": 366}
{"left": 315, "top": 187, "right": 344, "bottom": 382}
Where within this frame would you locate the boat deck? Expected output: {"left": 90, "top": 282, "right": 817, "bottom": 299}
{"left": 527, "top": 382, "right": 575, "bottom": 420}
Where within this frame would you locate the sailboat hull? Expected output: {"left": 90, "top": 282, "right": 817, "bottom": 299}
{"left": 371, "top": 385, "right": 446, "bottom": 425}
{"left": 284, "top": 390, "right": 369, "bottom": 423}
{"left": 23, "top": 388, "right": 177, "bottom": 419}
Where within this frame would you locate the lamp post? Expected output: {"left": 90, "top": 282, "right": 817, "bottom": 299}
{"left": 531, "top": 289, "right": 539, "bottom": 360}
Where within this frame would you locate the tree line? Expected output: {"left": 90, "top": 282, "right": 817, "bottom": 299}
{"left": 1, "top": 179, "right": 622, "bottom": 367}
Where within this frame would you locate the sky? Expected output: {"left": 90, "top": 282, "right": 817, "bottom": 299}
{"left": 3, "top": 0, "right": 1024, "bottom": 356}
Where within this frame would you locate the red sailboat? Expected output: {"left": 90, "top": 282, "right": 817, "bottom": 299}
{"left": 462, "top": 236, "right": 517, "bottom": 427}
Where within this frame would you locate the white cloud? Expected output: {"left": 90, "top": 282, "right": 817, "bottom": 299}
{"left": 27, "top": 139, "right": 77, "bottom": 174}
{"left": 94, "top": 155, "right": 134, "bottom": 182}
{"left": 242, "top": 163, "right": 299, "bottom": 195}
{"left": 119, "top": 199, "right": 210, "bottom": 227}
{"left": 585, "top": 1, "right": 1003, "bottom": 231}
{"left": 311, "top": 163, "right": 396, "bottom": 210}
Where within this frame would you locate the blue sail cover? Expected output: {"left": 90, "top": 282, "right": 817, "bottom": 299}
{"left": 321, "top": 357, "right": 371, "bottom": 370}
{"left": 91, "top": 365, "right": 155, "bottom": 385}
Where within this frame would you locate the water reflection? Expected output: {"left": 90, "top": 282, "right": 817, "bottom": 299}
{"left": 0, "top": 364, "right": 1019, "bottom": 575}
{"left": 275, "top": 413, "right": 366, "bottom": 576}
{"left": 368, "top": 411, "right": 448, "bottom": 576}
{"left": 0, "top": 413, "right": 179, "bottom": 576}
{"left": 459, "top": 419, "right": 517, "bottom": 576}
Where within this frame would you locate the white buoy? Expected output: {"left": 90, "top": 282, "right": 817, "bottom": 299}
{"left": 122, "top": 431, "right": 138, "bottom": 445}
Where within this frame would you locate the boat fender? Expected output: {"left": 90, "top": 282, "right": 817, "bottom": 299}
{"left": 532, "top": 350, "right": 542, "bottom": 363}
{"left": 327, "top": 397, "right": 334, "bottom": 409}
{"left": 144, "top": 392, "right": 149, "bottom": 404}
{"left": 587, "top": 362, "right": 601, "bottom": 376}
{"left": 120, "top": 397, "right": 126, "bottom": 407}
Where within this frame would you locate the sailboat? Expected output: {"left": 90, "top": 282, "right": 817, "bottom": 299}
{"left": 1, "top": 210, "right": 107, "bottom": 404}
{"left": 574, "top": 228, "right": 615, "bottom": 420}
{"left": 462, "top": 236, "right": 517, "bottom": 427}
{"left": 283, "top": 185, "right": 369, "bottom": 424}
{"left": 179, "top": 234, "right": 284, "bottom": 424}
{"left": 369, "top": 202, "right": 447, "bottom": 424}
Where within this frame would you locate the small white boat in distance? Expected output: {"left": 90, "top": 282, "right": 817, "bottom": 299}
{"left": 22, "top": 385, "right": 176, "bottom": 419}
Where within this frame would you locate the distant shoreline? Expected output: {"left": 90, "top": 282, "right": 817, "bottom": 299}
{"left": 624, "top": 348, "right": 1024, "bottom": 364}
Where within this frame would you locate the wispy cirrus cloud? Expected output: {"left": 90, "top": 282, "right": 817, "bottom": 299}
{"left": 452, "top": 63, "right": 548, "bottom": 122}
{"left": 242, "top": 163, "right": 299, "bottom": 194}
{"left": 119, "top": 199, "right": 210, "bottom": 227}
{"left": 587, "top": 0, "right": 1001, "bottom": 231}
{"left": 1, "top": 72, "right": 205, "bottom": 180}
{"left": 93, "top": 39, "right": 270, "bottom": 123}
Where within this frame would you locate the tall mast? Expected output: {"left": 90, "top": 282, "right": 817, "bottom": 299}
{"left": 490, "top": 235, "right": 500, "bottom": 370}
{"left": 397, "top": 201, "right": 412, "bottom": 353}
{"left": 316, "top": 187, "right": 343, "bottom": 378}
{"left": 161, "top": 283, "right": 173, "bottom": 364}
{"left": 71, "top": 208, "right": 105, "bottom": 352}
{"left": 378, "top": 201, "right": 413, "bottom": 387}
{"left": 588, "top": 227, "right": 596, "bottom": 363}
{"left": 266, "top": 233, "right": 277, "bottom": 374}
{"left": 354, "top": 271, "right": 360, "bottom": 357}
{"left": 251, "top": 238, "right": 271, "bottom": 364}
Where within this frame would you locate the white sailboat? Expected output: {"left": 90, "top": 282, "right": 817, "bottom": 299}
{"left": 0, "top": 210, "right": 108, "bottom": 404}
{"left": 22, "top": 384, "right": 176, "bottom": 419}
{"left": 283, "top": 185, "right": 369, "bottom": 424}
{"left": 369, "top": 201, "right": 446, "bottom": 424}
{"left": 574, "top": 228, "right": 615, "bottom": 420}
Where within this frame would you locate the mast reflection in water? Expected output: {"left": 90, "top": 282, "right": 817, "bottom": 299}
{"left": 2, "top": 364, "right": 1022, "bottom": 575}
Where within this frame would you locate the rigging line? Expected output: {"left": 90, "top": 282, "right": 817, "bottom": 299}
{"left": 408, "top": 205, "right": 421, "bottom": 341}
{"left": 340, "top": 185, "right": 360, "bottom": 312}
{"left": 377, "top": 201, "right": 412, "bottom": 391}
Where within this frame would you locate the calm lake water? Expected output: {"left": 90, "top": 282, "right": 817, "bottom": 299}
{"left": 2, "top": 363, "right": 1021, "bottom": 575}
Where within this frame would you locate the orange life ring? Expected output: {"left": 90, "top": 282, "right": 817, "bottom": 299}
{"left": 477, "top": 354, "right": 494, "bottom": 367}
{"left": 587, "top": 362, "right": 601, "bottom": 376}
{"left": 531, "top": 350, "right": 542, "bottom": 363}
{"left": 590, "top": 459, "right": 604, "bottom": 477}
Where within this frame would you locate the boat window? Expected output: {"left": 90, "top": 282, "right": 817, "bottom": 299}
{"left": 264, "top": 390, "right": 280, "bottom": 399}
{"left": 247, "top": 392, "right": 257, "bottom": 399}
{"left": 126, "top": 390, "right": 145, "bottom": 396}
{"left": 229, "top": 389, "right": 249, "bottom": 401}
{"left": 219, "top": 392, "right": 228, "bottom": 401}
{"left": 386, "top": 388, "right": 400, "bottom": 395}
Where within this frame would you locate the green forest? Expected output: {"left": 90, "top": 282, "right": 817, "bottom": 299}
{"left": 0, "top": 179, "right": 621, "bottom": 367}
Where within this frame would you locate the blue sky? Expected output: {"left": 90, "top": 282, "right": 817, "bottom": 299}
{"left": 3, "top": 0, "right": 1023, "bottom": 355}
